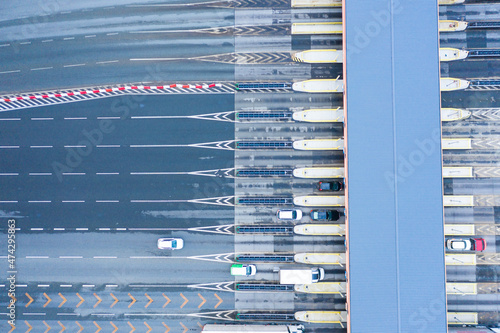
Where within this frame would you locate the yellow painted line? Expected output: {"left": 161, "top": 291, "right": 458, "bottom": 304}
{"left": 180, "top": 322, "right": 188, "bottom": 333}
{"left": 128, "top": 321, "right": 136, "bottom": 332}
{"left": 25, "top": 321, "right": 32, "bottom": 333}
{"left": 443, "top": 195, "right": 474, "bottom": 207}
{"left": 93, "top": 321, "right": 101, "bottom": 333}
{"left": 180, "top": 293, "right": 189, "bottom": 308}
{"left": 110, "top": 322, "right": 118, "bottom": 333}
{"left": 110, "top": 293, "right": 118, "bottom": 308}
{"left": 58, "top": 293, "right": 67, "bottom": 308}
{"left": 76, "top": 293, "right": 84, "bottom": 308}
{"left": 43, "top": 321, "right": 50, "bottom": 333}
{"left": 25, "top": 293, "right": 34, "bottom": 308}
{"left": 162, "top": 293, "right": 171, "bottom": 307}
{"left": 75, "top": 321, "right": 83, "bottom": 333}
{"left": 442, "top": 166, "right": 473, "bottom": 178}
{"left": 214, "top": 293, "right": 223, "bottom": 309}
{"left": 93, "top": 293, "right": 102, "bottom": 308}
{"left": 445, "top": 253, "right": 476, "bottom": 265}
{"left": 8, "top": 323, "right": 15, "bottom": 333}
{"left": 58, "top": 321, "right": 66, "bottom": 332}
{"left": 145, "top": 293, "right": 153, "bottom": 308}
{"left": 446, "top": 283, "right": 477, "bottom": 295}
{"left": 144, "top": 322, "right": 152, "bottom": 333}
{"left": 197, "top": 322, "right": 203, "bottom": 329}
{"left": 444, "top": 224, "right": 475, "bottom": 236}
{"left": 42, "top": 293, "right": 51, "bottom": 308}
{"left": 163, "top": 322, "right": 171, "bottom": 333}
{"left": 128, "top": 293, "right": 137, "bottom": 308}
{"left": 198, "top": 293, "right": 206, "bottom": 308}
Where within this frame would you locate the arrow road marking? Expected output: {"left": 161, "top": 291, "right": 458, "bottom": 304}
{"left": 214, "top": 293, "right": 223, "bottom": 309}
{"left": 58, "top": 293, "right": 67, "bottom": 307}
{"left": 25, "top": 293, "right": 34, "bottom": 307}
{"left": 76, "top": 293, "right": 84, "bottom": 308}
{"left": 198, "top": 293, "right": 206, "bottom": 308}
{"left": 43, "top": 293, "right": 51, "bottom": 307}
{"left": 93, "top": 293, "right": 102, "bottom": 308}
{"left": 145, "top": 293, "right": 153, "bottom": 308}
{"left": 110, "top": 293, "right": 119, "bottom": 308}
{"left": 163, "top": 293, "right": 171, "bottom": 307}
{"left": 180, "top": 293, "right": 189, "bottom": 308}
{"left": 128, "top": 293, "right": 137, "bottom": 308}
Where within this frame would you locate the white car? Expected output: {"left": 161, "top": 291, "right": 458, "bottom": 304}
{"left": 276, "top": 209, "right": 303, "bottom": 220}
{"left": 157, "top": 238, "right": 184, "bottom": 250}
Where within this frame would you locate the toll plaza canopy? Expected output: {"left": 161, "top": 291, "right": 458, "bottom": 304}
{"left": 344, "top": 0, "right": 447, "bottom": 332}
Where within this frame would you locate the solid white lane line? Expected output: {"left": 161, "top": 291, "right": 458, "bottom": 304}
{"left": 0, "top": 146, "right": 19, "bottom": 148}
{"left": 65, "top": 145, "right": 86, "bottom": 148}
{"left": 116, "top": 228, "right": 127, "bottom": 231}
{"left": 96, "top": 200, "right": 119, "bottom": 203}
{"left": 96, "top": 173, "right": 119, "bottom": 175}
{"left": 30, "top": 146, "right": 53, "bottom": 148}
{"left": 82, "top": 284, "right": 95, "bottom": 287}
{"left": 0, "top": 70, "right": 20, "bottom": 74}
{"left": 0, "top": 118, "right": 21, "bottom": 121}
{"left": 61, "top": 200, "right": 85, "bottom": 203}
{"left": 31, "top": 117, "right": 53, "bottom": 120}
{"left": 24, "top": 313, "right": 46, "bottom": 315}
{"left": 31, "top": 228, "right": 43, "bottom": 230}
{"left": 0, "top": 173, "right": 18, "bottom": 176}
{"left": 38, "top": 284, "right": 50, "bottom": 287}
{"left": 106, "top": 285, "right": 118, "bottom": 287}
{"left": 64, "top": 117, "right": 87, "bottom": 120}
{"left": 97, "top": 116, "right": 120, "bottom": 119}
{"left": 63, "top": 63, "right": 85, "bottom": 68}
{"left": 16, "top": 284, "right": 27, "bottom": 287}
{"left": 99, "top": 228, "right": 110, "bottom": 230}
{"left": 63, "top": 37, "right": 75, "bottom": 40}
{"left": 96, "top": 145, "right": 120, "bottom": 148}
{"left": 76, "top": 228, "right": 88, "bottom": 231}
{"left": 60, "top": 256, "right": 83, "bottom": 259}
{"left": 28, "top": 200, "right": 51, "bottom": 203}
{"left": 42, "top": 39, "right": 53, "bottom": 43}
{"left": 62, "top": 173, "right": 85, "bottom": 175}
{"left": 96, "top": 60, "right": 119, "bottom": 65}
{"left": 60, "top": 285, "right": 72, "bottom": 287}
{"left": 31, "top": 67, "right": 53, "bottom": 71}
{"left": 85, "top": 35, "right": 96, "bottom": 38}
{"left": 54, "top": 228, "right": 65, "bottom": 231}
{"left": 26, "top": 256, "right": 49, "bottom": 259}
{"left": 0, "top": 201, "right": 18, "bottom": 203}
{"left": 29, "top": 173, "right": 52, "bottom": 176}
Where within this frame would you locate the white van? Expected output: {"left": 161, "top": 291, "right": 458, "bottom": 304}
{"left": 231, "top": 264, "right": 257, "bottom": 276}
{"left": 276, "top": 209, "right": 303, "bottom": 220}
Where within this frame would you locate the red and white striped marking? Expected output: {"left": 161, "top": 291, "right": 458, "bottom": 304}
{"left": 1, "top": 83, "right": 221, "bottom": 102}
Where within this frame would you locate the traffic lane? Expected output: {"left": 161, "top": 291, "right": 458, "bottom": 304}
{"left": 234, "top": 92, "right": 343, "bottom": 110}
{"left": 444, "top": 59, "right": 500, "bottom": 79}
{"left": 12, "top": 257, "right": 234, "bottom": 285}
{"left": 443, "top": 178, "right": 500, "bottom": 195}
{"left": 0, "top": 6, "right": 234, "bottom": 44}
{"left": 442, "top": 90, "right": 500, "bottom": 109}
{"left": 13, "top": 231, "right": 234, "bottom": 262}
{"left": 0, "top": 203, "right": 234, "bottom": 230}
{"left": 439, "top": 3, "right": 500, "bottom": 20}
{"left": 0, "top": 113, "right": 234, "bottom": 147}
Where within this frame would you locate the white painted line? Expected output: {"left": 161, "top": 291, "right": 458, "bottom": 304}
{"left": 61, "top": 200, "right": 85, "bottom": 203}
{"left": 82, "top": 284, "right": 95, "bottom": 287}
{"left": 96, "top": 145, "right": 120, "bottom": 148}
{"left": 97, "top": 116, "right": 120, "bottom": 119}
{"left": 28, "top": 201, "right": 51, "bottom": 203}
{"left": 26, "top": 256, "right": 49, "bottom": 259}
{"left": 31, "top": 117, "right": 53, "bottom": 120}
{"left": 0, "top": 44, "right": 10, "bottom": 47}
{"left": 64, "top": 117, "right": 87, "bottom": 120}
{"left": 96, "top": 60, "right": 119, "bottom": 65}
{"left": 16, "top": 284, "right": 27, "bottom": 287}
{"left": 116, "top": 228, "right": 127, "bottom": 231}
{"left": 96, "top": 200, "right": 119, "bottom": 203}
{"left": 31, "top": 228, "right": 43, "bottom": 231}
{"left": 20, "top": 41, "right": 31, "bottom": 45}
{"left": 30, "top": 146, "right": 53, "bottom": 148}
{"left": 62, "top": 173, "right": 85, "bottom": 175}
{"left": 30, "top": 173, "right": 52, "bottom": 176}
{"left": 106, "top": 284, "right": 118, "bottom": 288}
{"left": 31, "top": 67, "right": 53, "bottom": 71}
{"left": 0, "top": 70, "right": 20, "bottom": 74}
{"left": 91, "top": 313, "right": 114, "bottom": 316}
{"left": 0, "top": 173, "right": 18, "bottom": 176}
{"left": 130, "top": 144, "right": 176, "bottom": 148}
{"left": 0, "top": 118, "right": 21, "bottom": 121}
{"left": 63, "top": 37, "right": 75, "bottom": 40}
{"left": 63, "top": 63, "right": 85, "bottom": 68}
{"left": 93, "top": 256, "right": 117, "bottom": 259}
{"left": 58, "top": 313, "right": 77, "bottom": 316}
{"left": 99, "top": 228, "right": 110, "bottom": 230}
{"left": 42, "top": 39, "right": 53, "bottom": 43}
{"left": 0, "top": 285, "right": 4, "bottom": 287}
{"left": 107, "top": 33, "right": 119, "bottom": 36}
{"left": 38, "top": 284, "right": 50, "bottom": 287}
{"left": 76, "top": 228, "right": 89, "bottom": 231}
{"left": 65, "top": 145, "right": 86, "bottom": 148}
{"left": 54, "top": 228, "right": 65, "bottom": 231}
{"left": 59, "top": 256, "right": 83, "bottom": 259}
{"left": 0, "top": 201, "right": 18, "bottom": 203}
{"left": 24, "top": 313, "right": 46, "bottom": 315}
{"left": 60, "top": 285, "right": 72, "bottom": 287}
{"left": 85, "top": 35, "right": 96, "bottom": 38}
{"left": 61, "top": 11, "right": 71, "bottom": 14}
{"left": 96, "top": 172, "right": 119, "bottom": 175}
{"left": 0, "top": 146, "right": 19, "bottom": 148}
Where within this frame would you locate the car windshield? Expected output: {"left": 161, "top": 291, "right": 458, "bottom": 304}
{"left": 246, "top": 266, "right": 252, "bottom": 274}
{"left": 171, "top": 240, "right": 177, "bottom": 247}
